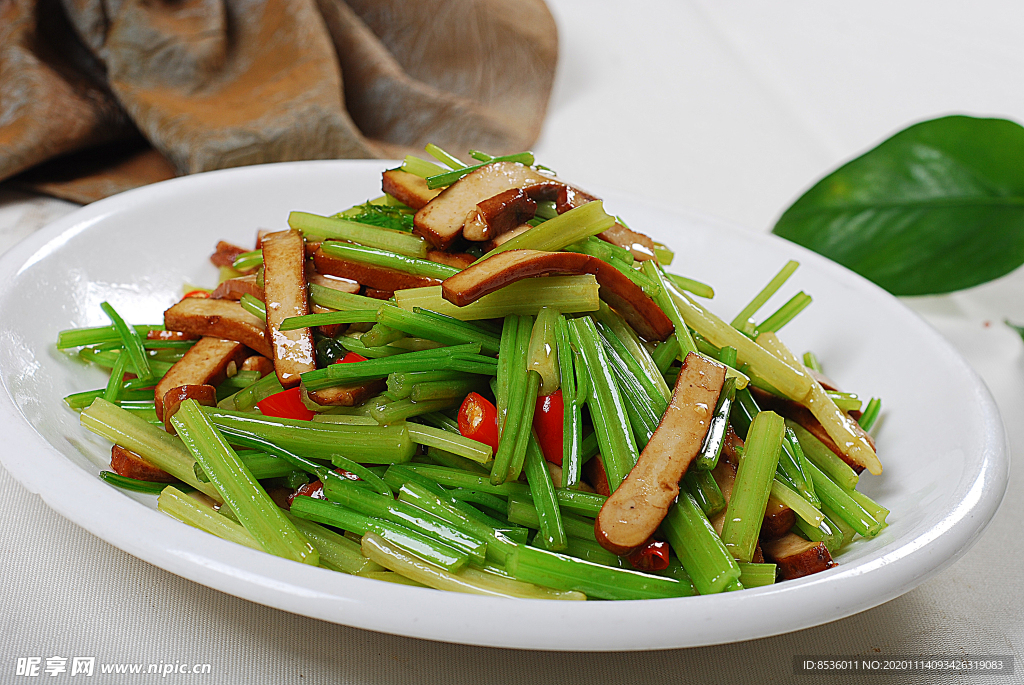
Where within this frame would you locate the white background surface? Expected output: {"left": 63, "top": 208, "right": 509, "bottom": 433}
{"left": 2, "top": 1, "right": 1022, "bottom": 682}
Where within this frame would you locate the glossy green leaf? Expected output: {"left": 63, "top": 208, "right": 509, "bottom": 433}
{"left": 773, "top": 116, "right": 1024, "bottom": 295}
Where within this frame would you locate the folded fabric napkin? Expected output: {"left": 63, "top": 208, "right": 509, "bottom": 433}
{"left": 0, "top": 0, "right": 557, "bottom": 203}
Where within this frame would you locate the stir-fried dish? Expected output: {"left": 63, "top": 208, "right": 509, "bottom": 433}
{"left": 59, "top": 146, "right": 888, "bottom": 600}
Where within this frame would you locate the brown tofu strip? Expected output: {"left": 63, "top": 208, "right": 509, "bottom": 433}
{"left": 441, "top": 249, "right": 674, "bottom": 341}
{"left": 313, "top": 246, "right": 441, "bottom": 291}
{"left": 153, "top": 337, "right": 248, "bottom": 420}
{"left": 262, "top": 230, "right": 316, "bottom": 389}
{"left": 241, "top": 355, "right": 275, "bottom": 377}
{"left": 709, "top": 460, "right": 738, "bottom": 536}
{"left": 164, "top": 298, "right": 271, "bottom": 358}
{"left": 306, "top": 265, "right": 361, "bottom": 294}
{"left": 110, "top": 445, "right": 176, "bottom": 482}
{"left": 427, "top": 251, "right": 477, "bottom": 270}
{"left": 382, "top": 168, "right": 442, "bottom": 209}
{"left": 595, "top": 353, "right": 727, "bottom": 555}
{"left": 363, "top": 288, "right": 395, "bottom": 300}
{"left": 485, "top": 224, "right": 532, "bottom": 251}
{"left": 210, "top": 240, "right": 249, "bottom": 268}
{"left": 598, "top": 222, "right": 658, "bottom": 262}
{"left": 304, "top": 380, "right": 385, "bottom": 407}
{"left": 583, "top": 455, "right": 611, "bottom": 497}
{"left": 162, "top": 384, "right": 218, "bottom": 433}
{"left": 761, "top": 494, "right": 796, "bottom": 539}
{"left": 463, "top": 188, "right": 538, "bottom": 241}
{"left": 210, "top": 273, "right": 263, "bottom": 301}
{"left": 414, "top": 162, "right": 554, "bottom": 249}
{"left": 762, "top": 533, "right": 836, "bottom": 580}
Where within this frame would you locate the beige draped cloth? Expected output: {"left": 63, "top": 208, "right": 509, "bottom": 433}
{"left": 0, "top": 0, "right": 557, "bottom": 203}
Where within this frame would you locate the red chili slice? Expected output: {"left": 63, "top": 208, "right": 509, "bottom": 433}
{"left": 256, "top": 386, "right": 315, "bottom": 421}
{"left": 336, "top": 352, "right": 367, "bottom": 364}
{"left": 458, "top": 392, "right": 499, "bottom": 454}
{"left": 627, "top": 539, "right": 671, "bottom": 572}
{"left": 533, "top": 389, "right": 565, "bottom": 466}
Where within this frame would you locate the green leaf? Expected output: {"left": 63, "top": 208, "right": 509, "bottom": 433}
{"left": 772, "top": 115, "right": 1024, "bottom": 295}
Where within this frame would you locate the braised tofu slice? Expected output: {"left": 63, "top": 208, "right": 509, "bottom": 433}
{"left": 162, "top": 384, "right": 218, "bottom": 433}
{"left": 598, "top": 222, "right": 657, "bottom": 262}
{"left": 762, "top": 533, "right": 836, "bottom": 580}
{"left": 303, "top": 381, "right": 385, "bottom": 407}
{"left": 313, "top": 245, "right": 442, "bottom": 291}
{"left": 414, "top": 162, "right": 554, "bottom": 249}
{"left": 241, "top": 355, "right": 275, "bottom": 377}
{"left": 110, "top": 445, "right": 176, "bottom": 482}
{"left": 761, "top": 494, "right": 796, "bottom": 539}
{"left": 440, "top": 249, "right": 674, "bottom": 340}
{"left": 262, "top": 229, "right": 316, "bottom": 388}
{"left": 382, "top": 168, "right": 442, "bottom": 210}
{"left": 164, "top": 298, "right": 271, "bottom": 357}
{"left": 210, "top": 273, "right": 263, "bottom": 301}
{"left": 463, "top": 188, "right": 538, "bottom": 241}
{"left": 210, "top": 240, "right": 249, "bottom": 269}
{"left": 153, "top": 337, "right": 248, "bottom": 420}
{"left": 595, "top": 353, "right": 727, "bottom": 555}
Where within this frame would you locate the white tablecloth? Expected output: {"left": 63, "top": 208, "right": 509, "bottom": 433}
{"left": 2, "top": 2, "right": 1022, "bottom": 682}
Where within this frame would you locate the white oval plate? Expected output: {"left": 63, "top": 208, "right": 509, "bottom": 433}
{"left": 0, "top": 160, "right": 1008, "bottom": 650}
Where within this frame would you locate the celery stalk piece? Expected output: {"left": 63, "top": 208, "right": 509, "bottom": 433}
{"left": 320, "top": 241, "right": 459, "bottom": 281}
{"left": 286, "top": 513, "right": 384, "bottom": 575}
{"left": 737, "top": 562, "right": 777, "bottom": 588}
{"left": 848, "top": 486, "right": 890, "bottom": 526}
{"left": 409, "top": 378, "right": 483, "bottom": 402}
{"left": 476, "top": 202, "right": 616, "bottom": 262}
{"left": 554, "top": 315, "right": 582, "bottom": 488}
{"left": 102, "top": 352, "right": 129, "bottom": 404}
{"left": 506, "top": 545, "right": 693, "bottom": 600}
{"left": 232, "top": 250, "right": 263, "bottom": 271}
{"left": 401, "top": 155, "right": 446, "bottom": 178}
{"left": 664, "top": 272, "right": 714, "bottom": 299}
{"left": 757, "top": 291, "right": 813, "bottom": 334}
{"left": 859, "top": 397, "right": 882, "bottom": 431}
{"left": 652, "top": 337, "right": 679, "bottom": 374}
{"left": 523, "top": 432, "right": 567, "bottom": 551}
{"left": 386, "top": 466, "right": 522, "bottom": 536}
{"left": 683, "top": 468, "right": 726, "bottom": 517}
{"left": 290, "top": 497, "right": 468, "bottom": 571}
{"left": 495, "top": 315, "right": 518, "bottom": 432}
{"left": 493, "top": 317, "right": 539, "bottom": 484}
{"left": 387, "top": 370, "right": 464, "bottom": 397}
{"left": 660, "top": 490, "right": 741, "bottom": 595}
{"left": 805, "top": 460, "right": 882, "bottom": 538}
{"left": 171, "top": 400, "right": 317, "bottom": 565}
{"left": 425, "top": 152, "right": 535, "bottom": 189}
{"left": 758, "top": 331, "right": 881, "bottom": 475}
{"left": 693, "top": 377, "right": 736, "bottom": 471}
{"left": 100, "top": 302, "right": 154, "bottom": 382}
{"left": 226, "top": 372, "right": 283, "bottom": 411}
{"left": 721, "top": 410, "right": 785, "bottom": 562}
{"left": 57, "top": 324, "right": 163, "bottom": 349}
{"left": 205, "top": 407, "right": 415, "bottom": 464}
{"left": 376, "top": 303, "right": 501, "bottom": 355}
{"left": 827, "top": 390, "right": 862, "bottom": 413}
{"left": 195, "top": 451, "right": 307, "bottom": 483}
{"left": 239, "top": 293, "right": 267, "bottom": 322}
{"left": 802, "top": 350, "right": 824, "bottom": 373}
{"left": 308, "top": 284, "right": 383, "bottom": 312}
{"left": 527, "top": 307, "right": 560, "bottom": 396}
{"left": 506, "top": 498, "right": 598, "bottom": 542}
{"left": 360, "top": 323, "right": 406, "bottom": 347}
{"left": 569, "top": 317, "right": 639, "bottom": 491}
{"left": 667, "top": 284, "right": 812, "bottom": 400}
{"left": 158, "top": 485, "right": 262, "bottom": 550}
{"left": 396, "top": 482, "right": 513, "bottom": 548}
{"left": 642, "top": 260, "right": 698, "bottom": 357}
{"left": 787, "top": 421, "right": 859, "bottom": 490}
{"left": 770, "top": 478, "right": 824, "bottom": 527}
{"left": 370, "top": 397, "right": 459, "bottom": 424}
{"left": 406, "top": 423, "right": 492, "bottom": 464}
{"left": 324, "top": 479, "right": 488, "bottom": 564}
{"left": 216, "top": 425, "right": 391, "bottom": 496}
{"left": 779, "top": 427, "right": 818, "bottom": 506}
{"left": 288, "top": 211, "right": 428, "bottom": 258}
{"left": 652, "top": 241, "right": 675, "bottom": 265}
{"left": 729, "top": 260, "right": 799, "bottom": 329}
{"left": 362, "top": 533, "right": 585, "bottom": 599}
{"left": 821, "top": 503, "right": 856, "bottom": 546}
{"left": 81, "top": 399, "right": 221, "bottom": 499}
{"left": 279, "top": 310, "right": 378, "bottom": 331}
{"left": 424, "top": 143, "right": 467, "bottom": 169}
{"left": 394, "top": 275, "right": 600, "bottom": 321}
{"left": 550, "top": 536, "right": 628, "bottom": 569}
{"left": 594, "top": 304, "right": 671, "bottom": 402}
{"left": 794, "top": 514, "right": 843, "bottom": 554}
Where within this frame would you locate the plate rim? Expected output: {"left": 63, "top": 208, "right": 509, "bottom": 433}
{"left": 0, "top": 159, "right": 1009, "bottom": 650}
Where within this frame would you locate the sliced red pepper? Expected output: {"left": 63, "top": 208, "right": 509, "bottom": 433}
{"left": 256, "top": 386, "right": 315, "bottom": 421}
{"left": 336, "top": 351, "right": 367, "bottom": 364}
{"left": 533, "top": 389, "right": 565, "bottom": 465}
{"left": 183, "top": 289, "right": 210, "bottom": 299}
{"left": 287, "top": 479, "right": 324, "bottom": 506}
{"left": 628, "top": 538, "right": 671, "bottom": 572}
{"left": 458, "top": 392, "right": 499, "bottom": 454}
